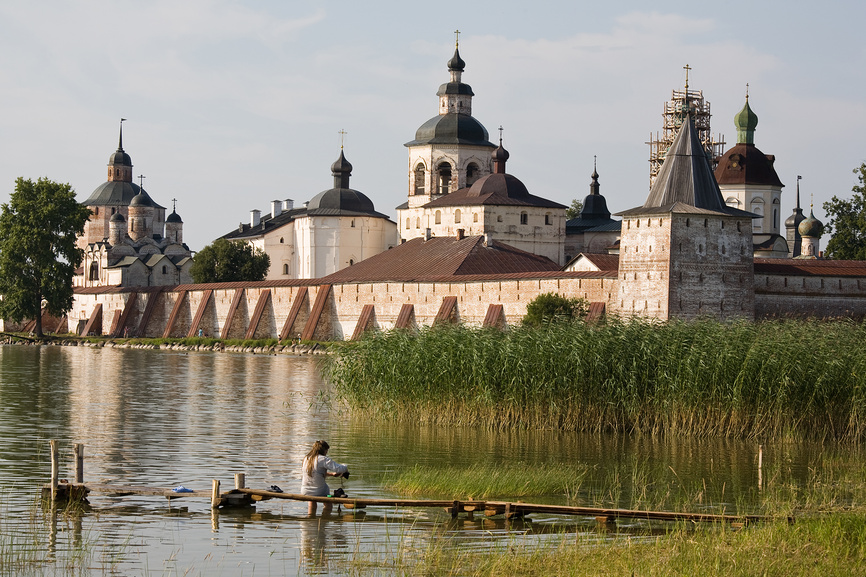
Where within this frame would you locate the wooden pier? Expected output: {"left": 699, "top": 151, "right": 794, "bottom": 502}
{"left": 42, "top": 441, "right": 789, "bottom": 527}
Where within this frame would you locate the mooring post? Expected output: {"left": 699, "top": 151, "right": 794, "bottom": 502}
{"left": 73, "top": 443, "right": 84, "bottom": 484}
{"left": 234, "top": 473, "right": 245, "bottom": 489}
{"left": 49, "top": 439, "right": 59, "bottom": 501}
{"left": 211, "top": 479, "right": 221, "bottom": 509}
{"left": 451, "top": 500, "right": 460, "bottom": 519}
{"left": 758, "top": 444, "right": 763, "bottom": 491}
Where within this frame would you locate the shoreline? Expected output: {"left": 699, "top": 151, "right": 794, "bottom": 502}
{"left": 0, "top": 333, "right": 329, "bottom": 355}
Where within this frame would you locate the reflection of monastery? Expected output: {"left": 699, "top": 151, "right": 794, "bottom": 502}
{"left": 65, "top": 44, "right": 866, "bottom": 338}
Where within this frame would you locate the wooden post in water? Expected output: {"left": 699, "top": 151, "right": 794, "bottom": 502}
{"left": 73, "top": 444, "right": 84, "bottom": 484}
{"left": 234, "top": 473, "right": 245, "bottom": 490}
{"left": 211, "top": 479, "right": 221, "bottom": 509}
{"left": 49, "top": 440, "right": 59, "bottom": 501}
{"left": 757, "top": 444, "right": 763, "bottom": 491}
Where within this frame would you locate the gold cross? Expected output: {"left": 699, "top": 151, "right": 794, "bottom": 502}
{"left": 338, "top": 129, "right": 347, "bottom": 149}
{"left": 454, "top": 29, "right": 460, "bottom": 47}
{"left": 683, "top": 64, "right": 691, "bottom": 90}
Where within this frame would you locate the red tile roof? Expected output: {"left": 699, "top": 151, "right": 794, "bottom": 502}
{"left": 754, "top": 258, "right": 866, "bottom": 277}
{"left": 319, "top": 235, "right": 561, "bottom": 283}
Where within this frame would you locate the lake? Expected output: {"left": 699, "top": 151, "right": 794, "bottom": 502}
{"left": 0, "top": 344, "right": 848, "bottom": 576}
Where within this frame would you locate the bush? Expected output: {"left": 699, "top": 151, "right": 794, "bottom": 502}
{"left": 523, "top": 292, "right": 588, "bottom": 326}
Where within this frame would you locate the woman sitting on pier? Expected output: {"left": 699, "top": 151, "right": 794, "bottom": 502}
{"left": 301, "top": 440, "right": 349, "bottom": 514}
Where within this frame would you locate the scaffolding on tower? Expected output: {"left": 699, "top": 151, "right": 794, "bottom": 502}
{"left": 647, "top": 86, "right": 726, "bottom": 189}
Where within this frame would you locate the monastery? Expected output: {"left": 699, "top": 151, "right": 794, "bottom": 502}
{"left": 50, "top": 44, "right": 866, "bottom": 337}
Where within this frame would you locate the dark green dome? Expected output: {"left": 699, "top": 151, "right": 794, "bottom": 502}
{"left": 798, "top": 210, "right": 824, "bottom": 238}
{"left": 734, "top": 97, "right": 758, "bottom": 144}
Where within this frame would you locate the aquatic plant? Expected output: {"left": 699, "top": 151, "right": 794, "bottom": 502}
{"left": 326, "top": 319, "right": 866, "bottom": 441}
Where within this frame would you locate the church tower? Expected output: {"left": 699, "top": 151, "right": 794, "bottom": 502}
{"left": 618, "top": 109, "right": 757, "bottom": 320}
{"left": 715, "top": 93, "right": 787, "bottom": 257}
{"left": 785, "top": 177, "right": 806, "bottom": 257}
{"left": 400, "top": 37, "right": 496, "bottom": 215}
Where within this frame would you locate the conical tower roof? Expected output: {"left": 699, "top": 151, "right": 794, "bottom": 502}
{"left": 619, "top": 112, "right": 756, "bottom": 218}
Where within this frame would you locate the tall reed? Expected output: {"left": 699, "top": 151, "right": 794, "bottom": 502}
{"left": 325, "top": 319, "right": 866, "bottom": 441}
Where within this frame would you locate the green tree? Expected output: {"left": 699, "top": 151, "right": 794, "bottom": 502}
{"left": 823, "top": 163, "right": 866, "bottom": 260}
{"left": 523, "top": 292, "right": 588, "bottom": 326}
{"left": 190, "top": 238, "right": 270, "bottom": 283}
{"left": 0, "top": 177, "right": 91, "bottom": 337}
{"left": 565, "top": 198, "right": 583, "bottom": 220}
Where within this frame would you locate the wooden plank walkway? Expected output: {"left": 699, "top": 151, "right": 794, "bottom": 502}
{"left": 43, "top": 481, "right": 780, "bottom": 525}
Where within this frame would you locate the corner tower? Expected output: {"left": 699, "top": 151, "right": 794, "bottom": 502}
{"left": 401, "top": 37, "right": 496, "bottom": 217}
{"left": 618, "top": 110, "right": 757, "bottom": 320}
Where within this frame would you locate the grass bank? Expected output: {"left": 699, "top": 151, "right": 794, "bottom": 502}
{"left": 359, "top": 513, "right": 866, "bottom": 577}
{"left": 326, "top": 319, "right": 866, "bottom": 441}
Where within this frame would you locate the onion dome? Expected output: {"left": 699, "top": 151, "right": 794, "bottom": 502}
{"left": 166, "top": 210, "right": 183, "bottom": 224}
{"left": 330, "top": 150, "right": 353, "bottom": 189}
{"left": 109, "top": 211, "right": 125, "bottom": 223}
{"left": 798, "top": 209, "right": 824, "bottom": 238}
{"left": 305, "top": 150, "right": 386, "bottom": 217}
{"left": 491, "top": 139, "right": 510, "bottom": 173}
{"left": 734, "top": 96, "right": 759, "bottom": 145}
{"left": 447, "top": 47, "right": 465, "bottom": 72}
{"left": 714, "top": 97, "right": 783, "bottom": 188}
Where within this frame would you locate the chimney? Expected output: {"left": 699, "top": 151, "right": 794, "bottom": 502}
{"left": 424, "top": 228, "right": 432, "bottom": 241}
{"left": 271, "top": 200, "right": 282, "bottom": 219}
{"left": 250, "top": 209, "right": 261, "bottom": 228}
{"left": 483, "top": 233, "right": 492, "bottom": 247}
{"left": 284, "top": 198, "right": 294, "bottom": 210}
{"left": 456, "top": 228, "right": 465, "bottom": 240}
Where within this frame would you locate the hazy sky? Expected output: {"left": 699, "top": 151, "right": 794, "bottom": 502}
{"left": 1, "top": 1, "right": 864, "bottom": 251}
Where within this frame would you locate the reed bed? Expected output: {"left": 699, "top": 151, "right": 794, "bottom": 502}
{"left": 383, "top": 462, "right": 591, "bottom": 499}
{"left": 326, "top": 319, "right": 866, "bottom": 441}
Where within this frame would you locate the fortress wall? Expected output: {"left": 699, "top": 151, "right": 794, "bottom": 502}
{"left": 755, "top": 273, "right": 866, "bottom": 319}
{"left": 70, "top": 276, "right": 616, "bottom": 340}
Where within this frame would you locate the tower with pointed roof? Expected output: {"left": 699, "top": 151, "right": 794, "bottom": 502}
{"left": 618, "top": 111, "right": 757, "bottom": 320}
{"left": 715, "top": 94, "right": 787, "bottom": 257}
{"left": 564, "top": 161, "right": 620, "bottom": 260}
{"left": 400, "top": 39, "right": 496, "bottom": 213}
{"left": 785, "top": 177, "right": 806, "bottom": 257}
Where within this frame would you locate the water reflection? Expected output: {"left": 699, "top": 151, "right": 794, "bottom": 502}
{"left": 0, "top": 344, "right": 861, "bottom": 576}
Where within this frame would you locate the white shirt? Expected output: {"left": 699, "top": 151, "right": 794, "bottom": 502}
{"left": 300, "top": 454, "right": 348, "bottom": 496}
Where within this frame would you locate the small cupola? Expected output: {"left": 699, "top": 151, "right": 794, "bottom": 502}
{"left": 331, "top": 150, "right": 353, "bottom": 189}
{"left": 734, "top": 94, "right": 759, "bottom": 145}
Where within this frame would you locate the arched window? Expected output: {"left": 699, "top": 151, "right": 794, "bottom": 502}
{"left": 751, "top": 203, "right": 764, "bottom": 232}
{"left": 520, "top": 212, "right": 528, "bottom": 225}
{"left": 454, "top": 209, "right": 461, "bottom": 224}
{"left": 283, "top": 264, "right": 289, "bottom": 275}
{"left": 545, "top": 214, "right": 551, "bottom": 225}
{"left": 466, "top": 162, "right": 480, "bottom": 186}
{"left": 414, "top": 164, "right": 426, "bottom": 195}
{"left": 280, "top": 237, "right": 284, "bottom": 243}
{"left": 94, "top": 207, "right": 99, "bottom": 216}
{"left": 415, "top": 218, "right": 420, "bottom": 229}
{"left": 89, "top": 261, "right": 99, "bottom": 281}
{"left": 435, "top": 210, "right": 442, "bottom": 224}
{"left": 162, "top": 265, "right": 167, "bottom": 274}
{"left": 405, "top": 218, "right": 410, "bottom": 229}
{"left": 437, "top": 163, "right": 451, "bottom": 195}
{"left": 349, "top": 259, "right": 354, "bottom": 266}
{"left": 473, "top": 213, "right": 478, "bottom": 223}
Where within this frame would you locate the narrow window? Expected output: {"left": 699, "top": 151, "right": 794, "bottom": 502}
{"left": 520, "top": 212, "right": 528, "bottom": 225}
{"left": 283, "top": 264, "right": 289, "bottom": 275}
{"left": 473, "top": 213, "right": 478, "bottom": 223}
{"left": 89, "top": 262, "right": 99, "bottom": 281}
{"left": 455, "top": 209, "right": 461, "bottom": 224}
{"left": 162, "top": 265, "right": 167, "bottom": 274}
{"left": 466, "top": 163, "right": 480, "bottom": 186}
{"left": 280, "top": 237, "right": 284, "bottom": 243}
{"left": 405, "top": 218, "right": 410, "bottom": 229}
{"left": 545, "top": 214, "right": 551, "bottom": 225}
{"left": 414, "top": 164, "right": 425, "bottom": 195}
{"left": 437, "top": 163, "right": 451, "bottom": 195}
{"left": 435, "top": 210, "right": 442, "bottom": 224}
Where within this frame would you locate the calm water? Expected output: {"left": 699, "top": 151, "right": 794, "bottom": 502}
{"left": 0, "top": 344, "right": 850, "bottom": 576}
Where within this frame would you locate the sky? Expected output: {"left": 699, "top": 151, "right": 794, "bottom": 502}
{"left": 1, "top": 0, "right": 864, "bottom": 252}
